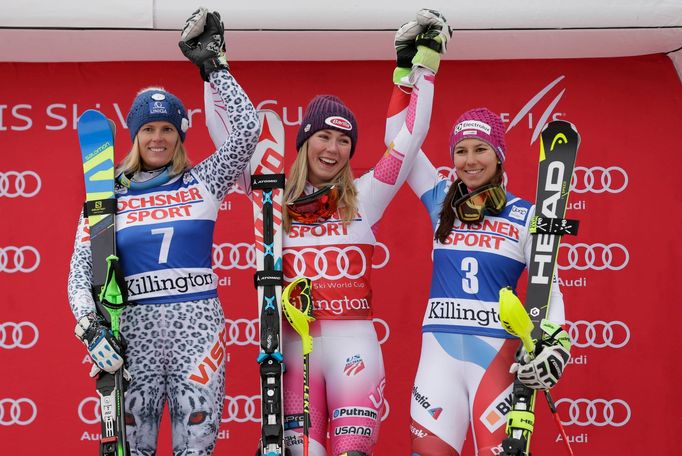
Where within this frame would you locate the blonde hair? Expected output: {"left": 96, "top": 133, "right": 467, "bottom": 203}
{"left": 116, "top": 135, "right": 191, "bottom": 178}
{"left": 283, "top": 142, "right": 358, "bottom": 232}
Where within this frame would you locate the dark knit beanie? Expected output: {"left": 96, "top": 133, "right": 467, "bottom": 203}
{"left": 126, "top": 88, "right": 189, "bottom": 142}
{"left": 296, "top": 95, "right": 358, "bottom": 157}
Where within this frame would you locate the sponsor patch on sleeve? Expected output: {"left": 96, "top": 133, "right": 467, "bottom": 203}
{"left": 509, "top": 205, "right": 528, "bottom": 221}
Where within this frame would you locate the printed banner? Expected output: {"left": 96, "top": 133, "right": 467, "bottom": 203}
{"left": 1, "top": 55, "right": 681, "bottom": 454}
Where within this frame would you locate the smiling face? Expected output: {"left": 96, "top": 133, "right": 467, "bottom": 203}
{"left": 305, "top": 129, "right": 352, "bottom": 187}
{"left": 136, "top": 121, "right": 179, "bottom": 170}
{"left": 453, "top": 138, "right": 499, "bottom": 190}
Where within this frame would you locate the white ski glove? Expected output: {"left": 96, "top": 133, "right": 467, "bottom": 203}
{"left": 393, "top": 19, "right": 424, "bottom": 84}
{"left": 179, "top": 9, "right": 228, "bottom": 81}
{"left": 75, "top": 313, "right": 125, "bottom": 376}
{"left": 510, "top": 319, "right": 572, "bottom": 390}
{"left": 180, "top": 7, "right": 209, "bottom": 42}
{"left": 411, "top": 9, "right": 451, "bottom": 74}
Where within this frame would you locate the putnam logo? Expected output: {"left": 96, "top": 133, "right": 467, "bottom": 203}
{"left": 332, "top": 407, "right": 378, "bottom": 421}
{"left": 343, "top": 354, "right": 365, "bottom": 376}
{"left": 325, "top": 116, "right": 352, "bottom": 131}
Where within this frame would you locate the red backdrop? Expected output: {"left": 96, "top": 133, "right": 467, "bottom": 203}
{"left": 1, "top": 55, "right": 682, "bottom": 454}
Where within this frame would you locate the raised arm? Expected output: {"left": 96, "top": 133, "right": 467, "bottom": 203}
{"left": 360, "top": 10, "right": 451, "bottom": 226}
{"left": 179, "top": 9, "right": 260, "bottom": 202}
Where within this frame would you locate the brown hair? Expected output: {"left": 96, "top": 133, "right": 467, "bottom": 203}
{"left": 434, "top": 165, "right": 505, "bottom": 243}
{"left": 283, "top": 142, "right": 358, "bottom": 233}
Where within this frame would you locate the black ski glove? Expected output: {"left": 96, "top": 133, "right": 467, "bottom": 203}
{"left": 178, "top": 11, "right": 229, "bottom": 82}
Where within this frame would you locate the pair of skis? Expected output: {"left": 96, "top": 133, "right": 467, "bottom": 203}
{"left": 250, "top": 111, "right": 316, "bottom": 456}
{"left": 500, "top": 120, "right": 580, "bottom": 456}
{"left": 77, "top": 110, "right": 130, "bottom": 456}
{"left": 78, "top": 108, "right": 291, "bottom": 456}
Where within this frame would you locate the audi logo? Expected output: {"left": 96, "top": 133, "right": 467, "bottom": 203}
{"left": 0, "top": 171, "right": 41, "bottom": 198}
{"left": 571, "top": 166, "right": 628, "bottom": 194}
{"left": 0, "top": 246, "right": 41, "bottom": 273}
{"left": 0, "top": 398, "right": 37, "bottom": 426}
{"left": 283, "top": 244, "right": 390, "bottom": 282}
{"left": 213, "top": 243, "right": 256, "bottom": 270}
{"left": 373, "top": 318, "right": 390, "bottom": 345}
{"left": 0, "top": 321, "right": 39, "bottom": 349}
{"left": 557, "top": 243, "right": 629, "bottom": 271}
{"left": 222, "top": 395, "right": 260, "bottom": 423}
{"left": 556, "top": 398, "right": 631, "bottom": 427}
{"left": 225, "top": 318, "right": 258, "bottom": 346}
{"left": 78, "top": 397, "right": 100, "bottom": 425}
{"left": 567, "top": 320, "right": 630, "bottom": 349}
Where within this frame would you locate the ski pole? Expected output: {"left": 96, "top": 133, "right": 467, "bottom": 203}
{"left": 282, "top": 277, "right": 315, "bottom": 456}
{"left": 499, "top": 288, "right": 574, "bottom": 456}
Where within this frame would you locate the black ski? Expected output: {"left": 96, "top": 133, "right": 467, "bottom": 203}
{"left": 502, "top": 120, "right": 580, "bottom": 455}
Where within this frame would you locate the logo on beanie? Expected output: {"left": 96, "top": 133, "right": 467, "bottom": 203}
{"left": 325, "top": 116, "right": 352, "bottom": 131}
{"left": 149, "top": 101, "right": 170, "bottom": 115}
{"left": 454, "top": 120, "right": 491, "bottom": 136}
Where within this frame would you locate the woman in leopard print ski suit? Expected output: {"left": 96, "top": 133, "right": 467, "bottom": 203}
{"left": 68, "top": 10, "right": 259, "bottom": 455}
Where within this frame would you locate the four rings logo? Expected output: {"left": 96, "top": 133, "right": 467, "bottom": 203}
{"left": 0, "top": 322, "right": 39, "bottom": 349}
{"left": 567, "top": 320, "right": 630, "bottom": 349}
{"left": 372, "top": 318, "right": 390, "bottom": 345}
{"left": 571, "top": 166, "right": 628, "bottom": 194}
{"left": 556, "top": 398, "right": 631, "bottom": 427}
{"left": 223, "top": 395, "right": 260, "bottom": 423}
{"left": 0, "top": 246, "right": 41, "bottom": 273}
{"left": 213, "top": 243, "right": 256, "bottom": 270}
{"left": 78, "top": 397, "right": 100, "bottom": 424}
{"left": 1, "top": 398, "right": 37, "bottom": 426}
{"left": 225, "top": 318, "right": 258, "bottom": 346}
{"left": 0, "top": 171, "right": 41, "bottom": 198}
{"left": 283, "top": 243, "right": 390, "bottom": 282}
{"left": 558, "top": 243, "right": 629, "bottom": 271}
{"left": 213, "top": 242, "right": 390, "bottom": 275}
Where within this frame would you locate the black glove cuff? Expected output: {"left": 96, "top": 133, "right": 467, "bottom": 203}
{"left": 415, "top": 37, "right": 442, "bottom": 53}
{"left": 396, "top": 47, "right": 416, "bottom": 68}
{"left": 199, "top": 58, "right": 229, "bottom": 82}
